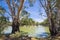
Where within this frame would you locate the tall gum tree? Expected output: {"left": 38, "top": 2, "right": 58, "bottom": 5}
{"left": 5, "top": 0, "right": 24, "bottom": 33}
{"left": 5, "top": 0, "right": 35, "bottom": 33}
{"left": 39, "top": 0, "right": 58, "bottom": 36}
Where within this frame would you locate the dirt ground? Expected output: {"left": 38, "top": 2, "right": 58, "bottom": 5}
{"left": 0, "top": 35, "right": 60, "bottom": 40}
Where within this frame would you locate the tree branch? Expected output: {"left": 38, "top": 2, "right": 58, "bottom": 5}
{"left": 39, "top": 0, "right": 46, "bottom": 10}
{"left": 17, "top": 0, "right": 24, "bottom": 19}
{"left": 39, "top": 0, "right": 48, "bottom": 14}
{"left": 6, "top": 0, "right": 14, "bottom": 18}
{"left": 51, "top": 0, "right": 56, "bottom": 9}
{"left": 12, "top": 0, "right": 15, "bottom": 16}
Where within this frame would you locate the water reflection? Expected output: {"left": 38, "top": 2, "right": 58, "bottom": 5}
{"left": 28, "top": 25, "right": 49, "bottom": 38}
{"left": 35, "top": 26, "right": 46, "bottom": 34}
{"left": 2, "top": 26, "right": 12, "bottom": 34}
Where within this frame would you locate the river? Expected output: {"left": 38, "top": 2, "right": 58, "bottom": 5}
{"left": 2, "top": 25, "right": 50, "bottom": 38}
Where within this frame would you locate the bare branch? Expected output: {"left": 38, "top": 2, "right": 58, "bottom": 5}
{"left": 6, "top": 0, "right": 14, "bottom": 18}
{"left": 44, "top": 0, "right": 47, "bottom": 8}
{"left": 39, "top": 0, "right": 46, "bottom": 10}
{"left": 39, "top": 0, "right": 48, "bottom": 14}
{"left": 51, "top": 0, "right": 56, "bottom": 9}
{"left": 17, "top": 0, "right": 24, "bottom": 19}
{"left": 12, "top": 0, "right": 15, "bottom": 15}
{"left": 52, "top": 0, "right": 56, "bottom": 6}
{"left": 6, "top": 11, "right": 12, "bottom": 17}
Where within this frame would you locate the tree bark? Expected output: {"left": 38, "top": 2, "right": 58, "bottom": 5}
{"left": 48, "top": 18, "right": 57, "bottom": 36}
{"left": 55, "top": 9, "right": 60, "bottom": 33}
{"left": 46, "top": 0, "right": 58, "bottom": 36}
{"left": 47, "top": 9, "right": 58, "bottom": 36}
{"left": 12, "top": 17, "right": 20, "bottom": 33}
{"left": 40, "top": 0, "right": 58, "bottom": 37}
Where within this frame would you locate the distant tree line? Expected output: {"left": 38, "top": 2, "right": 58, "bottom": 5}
{"left": 40, "top": 19, "right": 49, "bottom": 26}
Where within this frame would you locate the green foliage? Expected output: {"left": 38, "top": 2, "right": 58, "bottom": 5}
{"left": 20, "top": 26, "right": 36, "bottom": 35}
{"left": 28, "top": 0, "right": 36, "bottom": 7}
{"left": 20, "top": 10, "right": 30, "bottom": 18}
{"left": 20, "top": 10, "right": 36, "bottom": 25}
{"left": 0, "top": 16, "right": 9, "bottom": 35}
{"left": 0, "top": 6, "right": 6, "bottom": 15}
{"left": 40, "top": 19, "right": 49, "bottom": 26}
{"left": 20, "top": 18, "right": 35, "bottom": 25}
{"left": 0, "top": 6, "right": 9, "bottom": 35}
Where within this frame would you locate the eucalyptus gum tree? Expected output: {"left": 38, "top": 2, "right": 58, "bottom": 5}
{"left": 5, "top": 0, "right": 24, "bottom": 33}
{"left": 39, "top": 0, "right": 58, "bottom": 36}
{"left": 5, "top": 0, "right": 35, "bottom": 33}
{"left": 55, "top": 0, "right": 60, "bottom": 32}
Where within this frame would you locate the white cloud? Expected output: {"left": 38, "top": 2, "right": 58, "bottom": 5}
{"left": 9, "top": 18, "right": 12, "bottom": 22}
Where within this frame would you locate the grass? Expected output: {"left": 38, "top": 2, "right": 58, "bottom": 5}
{"left": 44, "top": 27, "right": 50, "bottom": 33}
{"left": 20, "top": 25, "right": 50, "bottom": 35}
{"left": 20, "top": 25, "right": 36, "bottom": 34}
{"left": 20, "top": 26, "right": 50, "bottom": 40}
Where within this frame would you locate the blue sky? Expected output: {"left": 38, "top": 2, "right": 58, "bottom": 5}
{"left": 0, "top": 0, "right": 47, "bottom": 22}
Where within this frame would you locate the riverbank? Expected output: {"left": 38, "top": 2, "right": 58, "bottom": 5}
{"left": 0, "top": 25, "right": 50, "bottom": 40}
{"left": 1, "top": 25, "right": 50, "bottom": 37}
{"left": 0, "top": 35, "right": 60, "bottom": 40}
